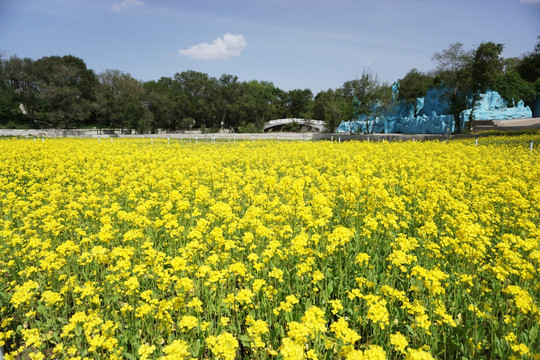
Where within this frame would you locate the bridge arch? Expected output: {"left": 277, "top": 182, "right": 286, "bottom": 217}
{"left": 264, "top": 118, "right": 325, "bottom": 132}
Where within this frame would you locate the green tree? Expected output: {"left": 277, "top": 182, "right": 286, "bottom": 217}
{"left": 313, "top": 89, "right": 349, "bottom": 133}
{"left": 1, "top": 56, "right": 40, "bottom": 127}
{"left": 216, "top": 74, "right": 242, "bottom": 131}
{"left": 150, "top": 76, "right": 193, "bottom": 131}
{"left": 286, "top": 89, "right": 314, "bottom": 118}
{"left": 97, "top": 70, "right": 150, "bottom": 133}
{"left": 517, "top": 37, "right": 540, "bottom": 83}
{"left": 502, "top": 57, "right": 521, "bottom": 75}
{"left": 0, "top": 55, "right": 19, "bottom": 125}
{"left": 272, "top": 87, "right": 289, "bottom": 120}
{"left": 237, "top": 80, "right": 277, "bottom": 131}
{"left": 33, "top": 55, "right": 97, "bottom": 129}
{"left": 172, "top": 71, "right": 219, "bottom": 130}
{"left": 468, "top": 42, "right": 504, "bottom": 130}
{"left": 398, "top": 68, "right": 433, "bottom": 115}
{"left": 432, "top": 42, "right": 473, "bottom": 133}
{"left": 373, "top": 82, "right": 394, "bottom": 129}
{"left": 144, "top": 78, "right": 177, "bottom": 131}
{"left": 342, "top": 69, "right": 380, "bottom": 134}
{"left": 493, "top": 72, "right": 536, "bottom": 106}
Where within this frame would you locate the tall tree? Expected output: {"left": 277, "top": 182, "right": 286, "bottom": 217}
{"left": 432, "top": 42, "right": 473, "bottom": 133}
{"left": 34, "top": 55, "right": 97, "bottom": 129}
{"left": 0, "top": 55, "right": 19, "bottom": 124}
{"left": 238, "top": 80, "right": 278, "bottom": 131}
{"left": 286, "top": 89, "right": 314, "bottom": 118}
{"left": 398, "top": 68, "right": 433, "bottom": 116}
{"left": 342, "top": 69, "right": 380, "bottom": 134}
{"left": 144, "top": 78, "right": 183, "bottom": 131}
{"left": 468, "top": 42, "right": 504, "bottom": 129}
{"left": 373, "top": 82, "right": 393, "bottom": 127}
{"left": 172, "top": 71, "right": 219, "bottom": 130}
{"left": 97, "top": 70, "right": 150, "bottom": 133}
{"left": 216, "top": 74, "right": 242, "bottom": 131}
{"left": 144, "top": 84, "right": 174, "bottom": 131}
{"left": 493, "top": 71, "right": 536, "bottom": 106}
{"left": 502, "top": 57, "right": 521, "bottom": 75}
{"left": 272, "top": 87, "right": 289, "bottom": 120}
{"left": 517, "top": 37, "right": 540, "bottom": 83}
{"left": 313, "top": 89, "right": 349, "bottom": 133}
{"left": 1, "top": 56, "right": 40, "bottom": 127}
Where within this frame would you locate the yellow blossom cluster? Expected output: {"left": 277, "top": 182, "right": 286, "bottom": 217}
{"left": 0, "top": 136, "right": 539, "bottom": 359}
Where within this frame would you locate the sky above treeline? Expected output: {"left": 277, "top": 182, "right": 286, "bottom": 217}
{"left": 1, "top": 0, "right": 539, "bottom": 92}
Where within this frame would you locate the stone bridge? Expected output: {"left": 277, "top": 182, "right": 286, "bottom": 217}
{"left": 264, "top": 118, "right": 325, "bottom": 132}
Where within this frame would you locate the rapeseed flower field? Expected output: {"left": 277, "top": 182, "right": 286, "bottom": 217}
{"left": 0, "top": 136, "right": 539, "bottom": 359}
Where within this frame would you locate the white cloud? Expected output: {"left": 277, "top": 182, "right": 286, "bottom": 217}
{"left": 179, "top": 33, "right": 247, "bottom": 60}
{"left": 111, "top": 0, "right": 144, "bottom": 12}
{"left": 520, "top": 0, "right": 540, "bottom": 4}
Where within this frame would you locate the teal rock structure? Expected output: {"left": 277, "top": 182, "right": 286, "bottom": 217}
{"left": 337, "top": 84, "right": 532, "bottom": 134}
{"left": 461, "top": 91, "right": 532, "bottom": 123}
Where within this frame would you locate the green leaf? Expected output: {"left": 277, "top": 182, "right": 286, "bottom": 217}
{"left": 405, "top": 325, "right": 415, "bottom": 336}
{"left": 74, "top": 324, "right": 82, "bottom": 337}
{"left": 36, "top": 305, "right": 48, "bottom": 315}
{"left": 239, "top": 334, "right": 251, "bottom": 347}
{"left": 193, "top": 339, "right": 201, "bottom": 356}
{"left": 327, "top": 280, "right": 334, "bottom": 296}
{"left": 123, "top": 352, "right": 136, "bottom": 360}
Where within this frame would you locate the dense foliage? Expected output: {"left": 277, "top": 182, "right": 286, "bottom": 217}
{"left": 0, "top": 39, "right": 538, "bottom": 133}
{"left": 0, "top": 137, "right": 539, "bottom": 359}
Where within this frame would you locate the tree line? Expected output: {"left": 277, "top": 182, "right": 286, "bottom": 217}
{"left": 1, "top": 39, "right": 538, "bottom": 133}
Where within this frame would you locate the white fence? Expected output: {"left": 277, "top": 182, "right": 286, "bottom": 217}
{"left": 0, "top": 129, "right": 315, "bottom": 141}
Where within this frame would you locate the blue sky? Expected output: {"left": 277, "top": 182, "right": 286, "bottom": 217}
{"left": 1, "top": 0, "right": 539, "bottom": 92}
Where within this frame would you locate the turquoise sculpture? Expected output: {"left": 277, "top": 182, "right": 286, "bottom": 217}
{"left": 337, "top": 83, "right": 532, "bottom": 134}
